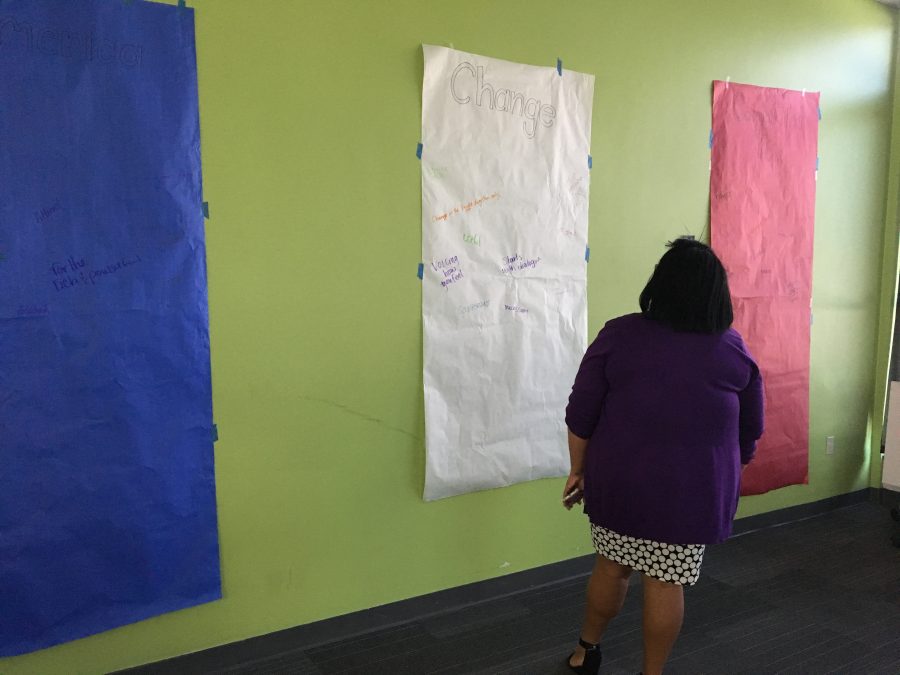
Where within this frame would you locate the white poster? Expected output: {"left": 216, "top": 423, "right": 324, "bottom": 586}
{"left": 421, "top": 45, "right": 594, "bottom": 501}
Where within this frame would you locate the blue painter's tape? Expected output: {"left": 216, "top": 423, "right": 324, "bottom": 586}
{"left": 201, "top": 201, "right": 209, "bottom": 218}
{"left": 416, "top": 142, "right": 423, "bottom": 160}
{"left": 708, "top": 129, "right": 714, "bottom": 149}
{"left": 588, "top": 155, "right": 592, "bottom": 170}
{"left": 585, "top": 246, "right": 590, "bottom": 262}
{"left": 417, "top": 262, "right": 424, "bottom": 279}
{"left": 556, "top": 58, "right": 562, "bottom": 76}
{"left": 818, "top": 106, "right": 822, "bottom": 120}
{"left": 212, "top": 424, "right": 218, "bottom": 442}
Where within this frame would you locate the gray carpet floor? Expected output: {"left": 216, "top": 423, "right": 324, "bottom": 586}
{"left": 270, "top": 502, "right": 900, "bottom": 674}
{"left": 126, "top": 501, "right": 900, "bottom": 674}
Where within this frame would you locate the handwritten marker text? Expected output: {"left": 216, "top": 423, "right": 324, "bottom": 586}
{"left": 459, "top": 300, "right": 489, "bottom": 314}
{"left": 50, "top": 254, "right": 142, "bottom": 292}
{"left": 17, "top": 304, "right": 49, "bottom": 317}
{"left": 432, "top": 192, "right": 500, "bottom": 223}
{"left": 499, "top": 254, "right": 541, "bottom": 275}
{"left": 35, "top": 200, "right": 62, "bottom": 226}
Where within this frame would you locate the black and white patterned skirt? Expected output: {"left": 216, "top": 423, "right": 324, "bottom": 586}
{"left": 590, "top": 524, "right": 705, "bottom": 586}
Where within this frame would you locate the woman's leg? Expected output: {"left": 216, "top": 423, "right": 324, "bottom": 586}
{"left": 641, "top": 574, "right": 685, "bottom": 675}
{"left": 569, "top": 554, "right": 632, "bottom": 667}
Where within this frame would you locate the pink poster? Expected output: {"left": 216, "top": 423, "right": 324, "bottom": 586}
{"left": 710, "top": 80, "right": 819, "bottom": 495}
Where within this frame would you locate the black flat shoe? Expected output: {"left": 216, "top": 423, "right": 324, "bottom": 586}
{"left": 566, "top": 637, "right": 602, "bottom": 674}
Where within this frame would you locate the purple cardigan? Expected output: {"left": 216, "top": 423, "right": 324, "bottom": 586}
{"left": 565, "top": 313, "right": 764, "bottom": 545}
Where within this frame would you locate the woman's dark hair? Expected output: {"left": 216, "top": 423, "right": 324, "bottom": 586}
{"left": 639, "top": 238, "right": 733, "bottom": 333}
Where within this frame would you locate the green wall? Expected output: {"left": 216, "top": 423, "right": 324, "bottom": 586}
{"left": 3, "top": 1, "right": 897, "bottom": 673}
{"left": 869, "top": 13, "right": 900, "bottom": 490}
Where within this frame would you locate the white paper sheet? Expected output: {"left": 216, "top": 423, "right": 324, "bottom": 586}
{"left": 421, "top": 45, "right": 594, "bottom": 500}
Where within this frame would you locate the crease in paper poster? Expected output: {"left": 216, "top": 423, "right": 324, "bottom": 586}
{"left": 420, "top": 45, "right": 595, "bottom": 501}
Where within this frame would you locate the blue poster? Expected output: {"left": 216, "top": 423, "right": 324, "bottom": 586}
{"left": 0, "top": 0, "right": 220, "bottom": 656}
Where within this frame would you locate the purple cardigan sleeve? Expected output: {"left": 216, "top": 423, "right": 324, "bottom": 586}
{"left": 565, "top": 323, "right": 615, "bottom": 439}
{"left": 738, "top": 358, "right": 765, "bottom": 465}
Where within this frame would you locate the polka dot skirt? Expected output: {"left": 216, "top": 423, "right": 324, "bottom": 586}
{"left": 590, "top": 524, "right": 706, "bottom": 586}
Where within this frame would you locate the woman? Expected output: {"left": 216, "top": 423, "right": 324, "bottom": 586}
{"left": 562, "top": 238, "right": 764, "bottom": 675}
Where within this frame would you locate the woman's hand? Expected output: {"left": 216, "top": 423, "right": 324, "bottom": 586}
{"left": 564, "top": 430, "right": 588, "bottom": 509}
{"left": 562, "top": 472, "right": 584, "bottom": 510}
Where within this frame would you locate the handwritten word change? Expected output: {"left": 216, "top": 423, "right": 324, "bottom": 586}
{"left": 432, "top": 192, "right": 500, "bottom": 223}
{"left": 499, "top": 254, "right": 541, "bottom": 275}
{"left": 0, "top": 15, "right": 144, "bottom": 68}
{"left": 50, "top": 254, "right": 142, "bottom": 292}
{"left": 450, "top": 62, "right": 557, "bottom": 139}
